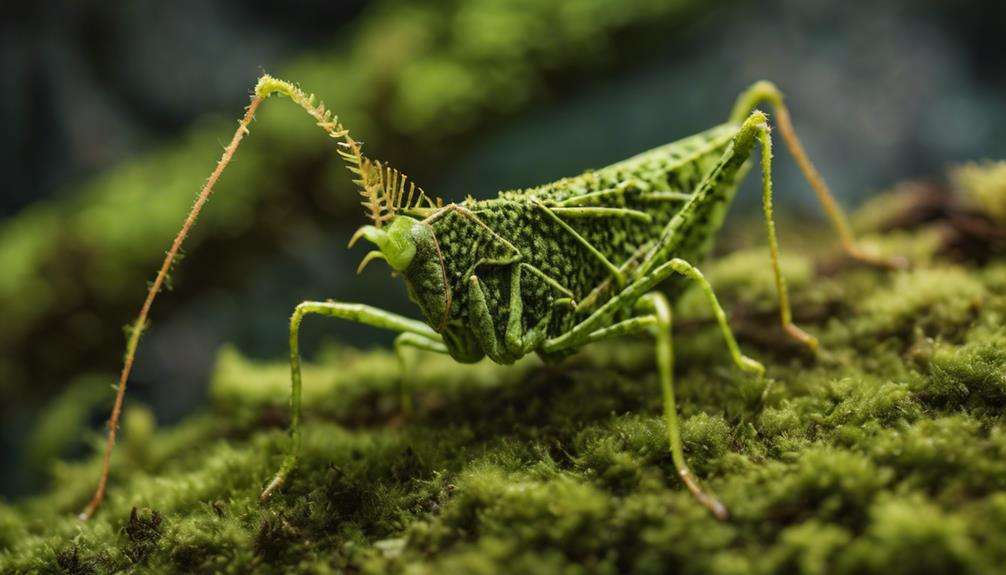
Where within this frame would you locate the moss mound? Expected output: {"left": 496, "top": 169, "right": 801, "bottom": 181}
{"left": 2, "top": 178, "right": 1006, "bottom": 573}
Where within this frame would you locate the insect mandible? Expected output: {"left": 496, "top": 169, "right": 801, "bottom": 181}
{"left": 79, "top": 75, "right": 905, "bottom": 521}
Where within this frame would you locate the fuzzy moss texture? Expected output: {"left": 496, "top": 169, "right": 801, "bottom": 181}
{"left": 1, "top": 165, "right": 1005, "bottom": 574}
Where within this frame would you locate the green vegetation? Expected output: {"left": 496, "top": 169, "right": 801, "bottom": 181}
{"left": 2, "top": 166, "right": 1004, "bottom": 573}
{"left": 953, "top": 161, "right": 1006, "bottom": 226}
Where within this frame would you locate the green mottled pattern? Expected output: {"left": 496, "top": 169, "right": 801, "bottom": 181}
{"left": 428, "top": 124, "right": 741, "bottom": 343}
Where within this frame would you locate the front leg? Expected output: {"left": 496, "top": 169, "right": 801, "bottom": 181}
{"left": 260, "top": 300, "right": 442, "bottom": 502}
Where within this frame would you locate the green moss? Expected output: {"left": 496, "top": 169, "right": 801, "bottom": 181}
{"left": 852, "top": 266, "right": 986, "bottom": 340}
{"left": 952, "top": 160, "right": 1006, "bottom": 225}
{"left": 764, "top": 520, "right": 852, "bottom": 575}
{"left": 840, "top": 495, "right": 982, "bottom": 575}
{"left": 3, "top": 185, "right": 1006, "bottom": 571}
{"left": 920, "top": 331, "right": 1006, "bottom": 408}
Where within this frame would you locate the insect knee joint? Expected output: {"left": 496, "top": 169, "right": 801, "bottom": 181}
{"left": 291, "top": 302, "right": 312, "bottom": 321}
{"left": 744, "top": 110, "right": 770, "bottom": 130}
{"left": 668, "top": 258, "right": 696, "bottom": 276}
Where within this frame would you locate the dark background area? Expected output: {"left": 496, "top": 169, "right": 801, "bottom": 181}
{"left": 2, "top": 0, "right": 1004, "bottom": 499}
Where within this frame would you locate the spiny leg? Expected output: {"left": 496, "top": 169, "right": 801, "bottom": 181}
{"left": 260, "top": 301, "right": 441, "bottom": 502}
{"left": 394, "top": 332, "right": 449, "bottom": 415}
{"left": 731, "top": 81, "right": 907, "bottom": 270}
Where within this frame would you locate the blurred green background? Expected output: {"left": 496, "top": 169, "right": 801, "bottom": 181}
{"left": 1, "top": 0, "right": 1004, "bottom": 498}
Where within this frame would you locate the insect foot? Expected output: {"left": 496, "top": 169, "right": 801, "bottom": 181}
{"left": 784, "top": 323, "right": 819, "bottom": 353}
{"left": 260, "top": 465, "right": 292, "bottom": 503}
{"left": 679, "top": 469, "right": 730, "bottom": 521}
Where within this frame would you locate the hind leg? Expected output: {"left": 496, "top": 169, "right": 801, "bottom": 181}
{"left": 636, "top": 112, "right": 820, "bottom": 352}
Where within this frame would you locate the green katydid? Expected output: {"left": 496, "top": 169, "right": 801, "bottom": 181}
{"left": 79, "top": 75, "right": 903, "bottom": 521}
